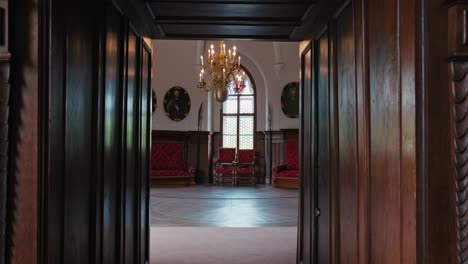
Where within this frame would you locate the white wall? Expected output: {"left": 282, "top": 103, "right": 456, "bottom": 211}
{"left": 151, "top": 40, "right": 300, "bottom": 132}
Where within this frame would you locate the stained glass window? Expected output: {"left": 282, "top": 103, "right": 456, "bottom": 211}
{"left": 222, "top": 67, "right": 255, "bottom": 150}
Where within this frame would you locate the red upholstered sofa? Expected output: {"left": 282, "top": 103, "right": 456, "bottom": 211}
{"left": 272, "top": 140, "right": 299, "bottom": 188}
{"left": 151, "top": 141, "right": 195, "bottom": 186}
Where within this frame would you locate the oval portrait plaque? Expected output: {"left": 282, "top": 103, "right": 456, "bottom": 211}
{"left": 163, "top": 86, "right": 191, "bottom": 121}
{"left": 281, "top": 82, "right": 299, "bottom": 118}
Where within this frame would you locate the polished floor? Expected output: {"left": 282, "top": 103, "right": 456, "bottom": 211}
{"left": 151, "top": 184, "right": 299, "bottom": 227}
{"left": 150, "top": 227, "right": 297, "bottom": 264}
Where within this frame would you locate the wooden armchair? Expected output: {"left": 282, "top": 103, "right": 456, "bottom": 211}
{"left": 213, "top": 148, "right": 236, "bottom": 185}
{"left": 236, "top": 149, "right": 256, "bottom": 186}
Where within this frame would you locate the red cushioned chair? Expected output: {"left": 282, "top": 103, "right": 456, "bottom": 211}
{"left": 151, "top": 141, "right": 195, "bottom": 186}
{"left": 272, "top": 140, "right": 299, "bottom": 188}
{"left": 213, "top": 148, "right": 236, "bottom": 185}
{"left": 236, "top": 149, "right": 256, "bottom": 186}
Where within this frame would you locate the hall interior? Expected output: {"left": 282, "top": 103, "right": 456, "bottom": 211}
{"left": 149, "top": 40, "right": 301, "bottom": 263}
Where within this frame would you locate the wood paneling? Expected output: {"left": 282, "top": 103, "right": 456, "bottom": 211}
{"left": 448, "top": 2, "right": 468, "bottom": 264}
{"left": 255, "top": 131, "right": 266, "bottom": 184}
{"left": 423, "top": 1, "right": 458, "bottom": 263}
{"left": 299, "top": 43, "right": 313, "bottom": 264}
{"left": 450, "top": 54, "right": 468, "bottom": 264}
{"left": 63, "top": 4, "right": 95, "bottom": 262}
{"left": 0, "top": 2, "right": 8, "bottom": 263}
{"left": 335, "top": 6, "right": 359, "bottom": 263}
{"left": 123, "top": 25, "right": 139, "bottom": 264}
{"left": 189, "top": 131, "right": 211, "bottom": 183}
{"left": 38, "top": 1, "right": 152, "bottom": 263}
{"left": 102, "top": 7, "right": 122, "bottom": 263}
{"left": 139, "top": 40, "right": 152, "bottom": 264}
{"left": 316, "top": 30, "right": 330, "bottom": 264}
{"left": 144, "top": 0, "right": 317, "bottom": 39}
{"left": 8, "top": 0, "right": 39, "bottom": 263}
{"left": 152, "top": 130, "right": 210, "bottom": 183}
{"left": 368, "top": 0, "right": 401, "bottom": 262}
{"left": 299, "top": 0, "right": 420, "bottom": 263}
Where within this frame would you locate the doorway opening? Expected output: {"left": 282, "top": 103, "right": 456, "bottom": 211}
{"left": 149, "top": 40, "right": 300, "bottom": 264}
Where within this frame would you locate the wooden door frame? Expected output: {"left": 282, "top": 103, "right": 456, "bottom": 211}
{"left": 0, "top": 1, "right": 10, "bottom": 263}
{"left": 5, "top": 0, "right": 465, "bottom": 263}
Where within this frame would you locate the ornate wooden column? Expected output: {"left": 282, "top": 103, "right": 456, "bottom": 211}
{"left": 448, "top": 1, "right": 468, "bottom": 263}
{"left": 0, "top": 1, "right": 9, "bottom": 263}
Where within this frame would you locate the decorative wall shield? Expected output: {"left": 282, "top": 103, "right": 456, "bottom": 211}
{"left": 163, "top": 86, "right": 191, "bottom": 121}
{"left": 281, "top": 82, "right": 299, "bottom": 118}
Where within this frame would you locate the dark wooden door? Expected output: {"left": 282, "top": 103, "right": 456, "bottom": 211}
{"left": 298, "top": 0, "right": 419, "bottom": 263}
{"left": 299, "top": 28, "right": 332, "bottom": 264}
{"left": 299, "top": 42, "right": 315, "bottom": 264}
{"left": 315, "top": 30, "right": 331, "bottom": 264}
{"left": 40, "top": 1, "right": 151, "bottom": 263}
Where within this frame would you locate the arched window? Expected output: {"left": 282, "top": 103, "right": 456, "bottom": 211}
{"left": 221, "top": 67, "right": 255, "bottom": 150}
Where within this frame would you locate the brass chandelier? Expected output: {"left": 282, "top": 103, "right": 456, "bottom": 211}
{"left": 197, "top": 41, "right": 245, "bottom": 102}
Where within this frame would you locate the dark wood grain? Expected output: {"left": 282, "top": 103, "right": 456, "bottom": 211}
{"left": 144, "top": 0, "right": 316, "bottom": 39}
{"left": 0, "top": 2, "right": 8, "bottom": 262}
{"left": 139, "top": 41, "right": 152, "bottom": 264}
{"left": 399, "top": 0, "right": 417, "bottom": 262}
{"left": 63, "top": 4, "right": 96, "bottom": 262}
{"left": 335, "top": 6, "right": 359, "bottom": 263}
{"left": 8, "top": 0, "right": 40, "bottom": 262}
{"left": 368, "top": 0, "right": 402, "bottom": 262}
{"left": 353, "top": 1, "right": 370, "bottom": 263}
{"left": 102, "top": 6, "right": 123, "bottom": 263}
{"left": 37, "top": 1, "right": 152, "bottom": 263}
{"left": 316, "top": 29, "right": 330, "bottom": 264}
{"left": 451, "top": 55, "right": 468, "bottom": 264}
{"left": 299, "top": 0, "right": 421, "bottom": 263}
{"left": 423, "top": 1, "right": 458, "bottom": 263}
{"left": 299, "top": 43, "right": 313, "bottom": 264}
{"left": 123, "top": 26, "right": 139, "bottom": 264}
{"left": 0, "top": 31, "right": 9, "bottom": 264}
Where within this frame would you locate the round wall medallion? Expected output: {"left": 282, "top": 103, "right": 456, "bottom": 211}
{"left": 163, "top": 86, "right": 191, "bottom": 121}
{"left": 281, "top": 82, "right": 299, "bottom": 118}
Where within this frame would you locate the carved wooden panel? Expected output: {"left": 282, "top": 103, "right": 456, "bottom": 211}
{"left": 448, "top": 3, "right": 468, "bottom": 54}
{"left": 451, "top": 56, "right": 468, "bottom": 264}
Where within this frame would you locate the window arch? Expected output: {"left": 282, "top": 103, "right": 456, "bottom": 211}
{"left": 221, "top": 66, "right": 256, "bottom": 150}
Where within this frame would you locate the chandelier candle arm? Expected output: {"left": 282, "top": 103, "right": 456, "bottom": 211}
{"left": 197, "top": 41, "right": 245, "bottom": 101}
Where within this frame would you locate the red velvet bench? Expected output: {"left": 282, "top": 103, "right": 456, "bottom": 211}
{"left": 272, "top": 140, "right": 299, "bottom": 188}
{"left": 151, "top": 141, "right": 195, "bottom": 187}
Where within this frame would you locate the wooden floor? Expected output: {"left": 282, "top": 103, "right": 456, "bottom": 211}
{"left": 151, "top": 184, "right": 299, "bottom": 227}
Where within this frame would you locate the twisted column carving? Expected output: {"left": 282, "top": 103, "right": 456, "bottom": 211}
{"left": 451, "top": 55, "right": 468, "bottom": 264}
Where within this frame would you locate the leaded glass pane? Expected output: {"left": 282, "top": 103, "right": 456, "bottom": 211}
{"left": 223, "top": 96, "right": 238, "bottom": 114}
{"left": 239, "top": 135, "right": 254, "bottom": 150}
{"left": 223, "top": 116, "right": 238, "bottom": 148}
{"left": 223, "top": 135, "right": 237, "bottom": 148}
{"left": 239, "top": 116, "right": 254, "bottom": 135}
{"left": 239, "top": 96, "right": 254, "bottom": 114}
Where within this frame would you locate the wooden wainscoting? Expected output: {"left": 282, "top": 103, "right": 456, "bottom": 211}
{"left": 152, "top": 130, "right": 210, "bottom": 184}
{"left": 298, "top": 0, "right": 420, "bottom": 263}
{"left": 37, "top": 2, "right": 152, "bottom": 263}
